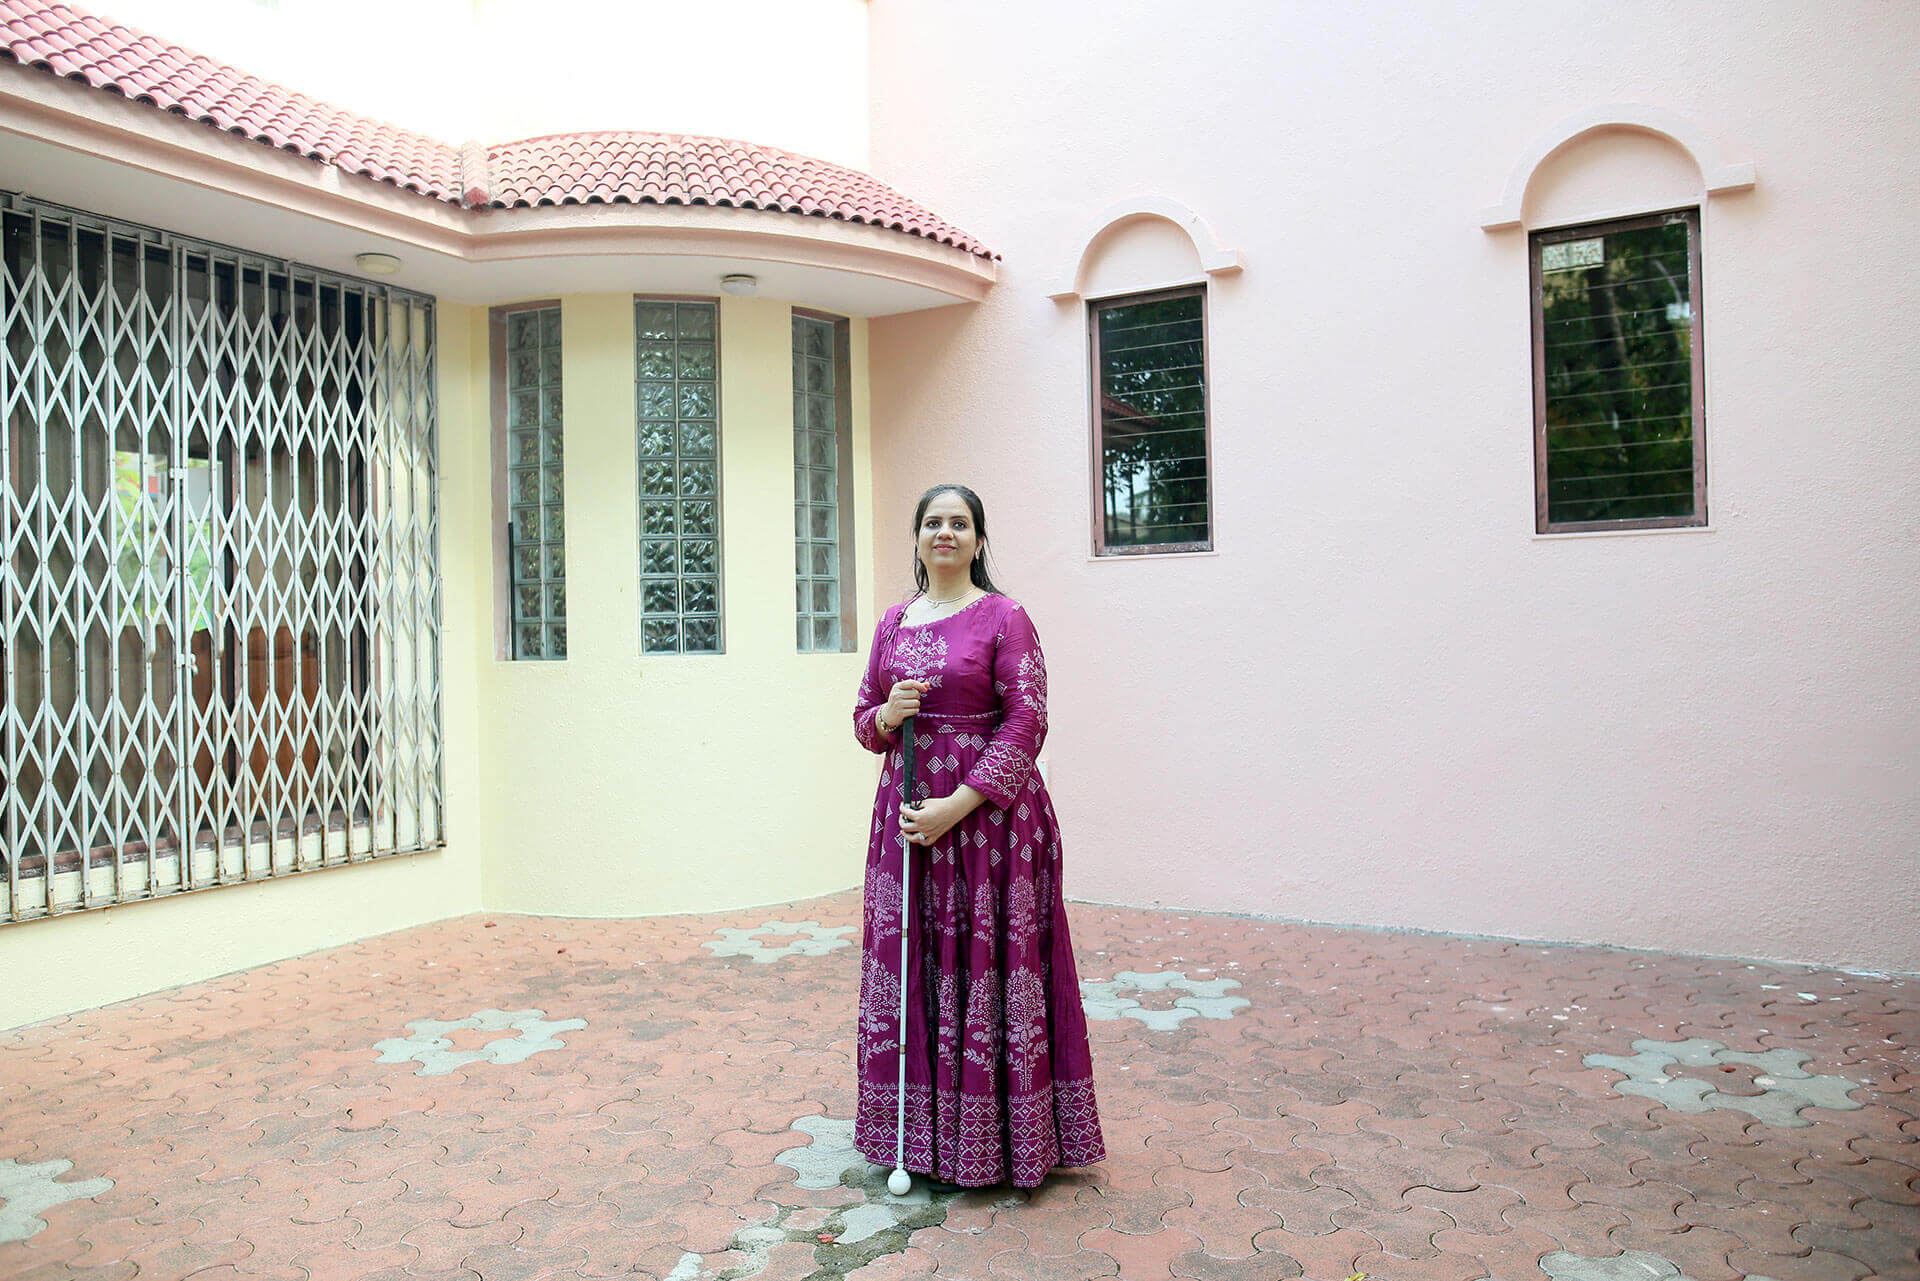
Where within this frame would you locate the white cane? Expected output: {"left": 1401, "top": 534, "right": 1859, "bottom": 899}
{"left": 887, "top": 710, "right": 918, "bottom": 1198}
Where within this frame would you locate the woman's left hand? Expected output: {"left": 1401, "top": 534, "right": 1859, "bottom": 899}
{"left": 900, "top": 794, "right": 962, "bottom": 847}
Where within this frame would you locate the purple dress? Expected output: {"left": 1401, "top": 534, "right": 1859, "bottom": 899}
{"left": 851, "top": 592, "right": 1106, "bottom": 1187}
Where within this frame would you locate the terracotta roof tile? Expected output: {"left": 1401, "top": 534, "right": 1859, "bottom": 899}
{"left": 0, "top": 0, "right": 994, "bottom": 258}
{"left": 479, "top": 131, "right": 991, "bottom": 253}
{"left": 1, "top": 1, "right": 461, "bottom": 196}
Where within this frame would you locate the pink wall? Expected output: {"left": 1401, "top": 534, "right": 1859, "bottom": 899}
{"left": 864, "top": 1, "right": 1920, "bottom": 972}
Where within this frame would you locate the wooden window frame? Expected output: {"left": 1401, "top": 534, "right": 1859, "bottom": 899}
{"left": 1088, "top": 284, "right": 1215, "bottom": 557}
{"left": 489, "top": 299, "right": 562, "bottom": 662}
{"left": 1531, "top": 208, "right": 1708, "bottom": 534}
{"left": 792, "top": 306, "right": 859, "bottom": 652}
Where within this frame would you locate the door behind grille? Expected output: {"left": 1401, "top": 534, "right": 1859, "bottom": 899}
{"left": 1, "top": 196, "right": 443, "bottom": 921}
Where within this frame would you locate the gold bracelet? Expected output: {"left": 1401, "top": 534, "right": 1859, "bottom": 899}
{"left": 875, "top": 709, "right": 892, "bottom": 736}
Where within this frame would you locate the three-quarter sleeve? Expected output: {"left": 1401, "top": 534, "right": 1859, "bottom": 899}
{"left": 853, "top": 606, "right": 898, "bottom": 754}
{"left": 963, "top": 603, "right": 1049, "bottom": 810}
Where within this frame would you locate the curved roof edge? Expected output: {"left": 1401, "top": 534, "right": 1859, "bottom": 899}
{"left": 0, "top": 0, "right": 996, "bottom": 260}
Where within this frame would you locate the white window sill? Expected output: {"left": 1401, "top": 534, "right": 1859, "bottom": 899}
{"left": 1086, "top": 550, "right": 1222, "bottom": 563}
{"left": 1533, "top": 524, "right": 1715, "bottom": 541}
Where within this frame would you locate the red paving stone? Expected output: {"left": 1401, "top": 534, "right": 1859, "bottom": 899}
{"left": 1, "top": 892, "right": 1916, "bottom": 1280}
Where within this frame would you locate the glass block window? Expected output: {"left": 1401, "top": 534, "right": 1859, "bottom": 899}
{"left": 1533, "top": 209, "right": 1706, "bottom": 532}
{"left": 635, "top": 299, "right": 722, "bottom": 654}
{"left": 1092, "top": 287, "right": 1211, "bottom": 554}
{"left": 503, "top": 305, "right": 565, "bottom": 659}
{"left": 792, "top": 313, "right": 850, "bottom": 652}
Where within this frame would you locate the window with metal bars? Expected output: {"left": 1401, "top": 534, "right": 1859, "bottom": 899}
{"left": 1091, "top": 287, "right": 1212, "bottom": 555}
{"left": 1532, "top": 209, "right": 1706, "bottom": 533}
{"left": 634, "top": 298, "right": 723, "bottom": 654}
{"left": 0, "top": 194, "right": 443, "bottom": 923}
{"left": 493, "top": 303, "right": 566, "bottom": 659}
{"left": 792, "top": 311, "right": 853, "bottom": 652}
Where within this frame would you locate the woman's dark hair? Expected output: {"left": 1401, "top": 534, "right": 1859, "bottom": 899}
{"left": 911, "top": 484, "right": 1003, "bottom": 596}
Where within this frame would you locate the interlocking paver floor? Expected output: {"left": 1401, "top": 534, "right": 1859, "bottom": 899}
{"left": 2, "top": 893, "right": 1915, "bottom": 1280}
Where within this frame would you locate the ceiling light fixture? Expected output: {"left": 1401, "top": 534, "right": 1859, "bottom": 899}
{"left": 719, "top": 273, "right": 758, "bottom": 296}
{"left": 355, "top": 252, "right": 402, "bottom": 276}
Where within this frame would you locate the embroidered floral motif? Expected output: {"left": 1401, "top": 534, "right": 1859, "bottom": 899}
{"left": 892, "top": 627, "right": 949, "bottom": 685}
{"left": 866, "top": 866, "right": 902, "bottom": 936}
{"left": 972, "top": 879, "right": 997, "bottom": 931}
{"left": 935, "top": 972, "right": 962, "bottom": 1088}
{"left": 964, "top": 974, "right": 1002, "bottom": 1073}
{"left": 1014, "top": 649, "right": 1048, "bottom": 729}
{"left": 1005, "top": 967, "right": 1047, "bottom": 1093}
{"left": 859, "top": 947, "right": 900, "bottom": 1069}
{"left": 1009, "top": 878, "right": 1038, "bottom": 938}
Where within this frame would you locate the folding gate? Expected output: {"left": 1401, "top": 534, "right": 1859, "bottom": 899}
{"left": 0, "top": 194, "right": 443, "bottom": 921}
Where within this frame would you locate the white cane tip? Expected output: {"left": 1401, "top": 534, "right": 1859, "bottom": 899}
{"left": 887, "top": 1168, "right": 912, "bottom": 1196}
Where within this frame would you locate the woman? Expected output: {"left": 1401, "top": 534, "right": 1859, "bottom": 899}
{"left": 851, "top": 483, "right": 1106, "bottom": 1189}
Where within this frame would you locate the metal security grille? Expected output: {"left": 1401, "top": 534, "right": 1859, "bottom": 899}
{"left": 635, "top": 298, "right": 722, "bottom": 654}
{"left": 792, "top": 312, "right": 848, "bottom": 652}
{"left": 503, "top": 306, "right": 566, "bottom": 660}
{"left": 1092, "top": 287, "right": 1212, "bottom": 554}
{"left": 1532, "top": 209, "right": 1706, "bottom": 533}
{"left": 0, "top": 194, "right": 443, "bottom": 924}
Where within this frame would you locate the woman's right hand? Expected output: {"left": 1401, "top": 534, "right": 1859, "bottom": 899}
{"left": 884, "top": 679, "right": 930, "bottom": 726}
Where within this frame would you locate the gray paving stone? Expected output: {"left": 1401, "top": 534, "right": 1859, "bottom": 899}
{"left": 0, "top": 1158, "right": 113, "bottom": 1244}
{"left": 371, "top": 1007, "right": 587, "bottom": 1076}
{"left": 1541, "top": 1249, "right": 1783, "bottom": 1281}
{"left": 1583, "top": 1036, "right": 1862, "bottom": 1128}
{"left": 703, "top": 920, "right": 856, "bottom": 964}
{"left": 1080, "top": 969, "right": 1250, "bottom": 1031}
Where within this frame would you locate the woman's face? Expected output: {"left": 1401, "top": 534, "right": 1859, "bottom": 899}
{"left": 917, "top": 491, "right": 981, "bottom": 576}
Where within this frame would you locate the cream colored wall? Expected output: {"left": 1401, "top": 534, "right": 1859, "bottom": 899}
{"left": 2, "top": 288, "right": 881, "bottom": 1030}
{"left": 474, "top": 294, "right": 876, "bottom": 916}
{"left": 0, "top": 304, "right": 494, "bottom": 1030}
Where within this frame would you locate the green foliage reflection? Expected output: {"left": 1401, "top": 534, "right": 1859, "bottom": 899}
{"left": 1541, "top": 219, "right": 1696, "bottom": 525}
{"left": 1098, "top": 294, "right": 1207, "bottom": 547}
